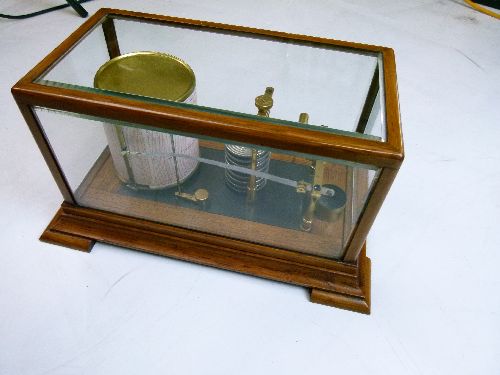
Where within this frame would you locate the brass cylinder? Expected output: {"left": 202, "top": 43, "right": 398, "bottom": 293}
{"left": 94, "top": 51, "right": 198, "bottom": 189}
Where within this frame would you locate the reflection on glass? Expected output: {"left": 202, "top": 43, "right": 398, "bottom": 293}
{"left": 35, "top": 15, "right": 385, "bottom": 138}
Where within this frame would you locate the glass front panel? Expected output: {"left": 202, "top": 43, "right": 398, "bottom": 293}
{"left": 35, "top": 14, "right": 385, "bottom": 141}
{"left": 35, "top": 107, "right": 380, "bottom": 260}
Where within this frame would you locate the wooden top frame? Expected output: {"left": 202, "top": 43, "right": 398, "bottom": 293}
{"left": 11, "top": 8, "right": 404, "bottom": 170}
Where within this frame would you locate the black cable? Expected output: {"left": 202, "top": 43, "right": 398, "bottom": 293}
{"left": 0, "top": 0, "right": 93, "bottom": 20}
{"left": 66, "top": 0, "right": 89, "bottom": 17}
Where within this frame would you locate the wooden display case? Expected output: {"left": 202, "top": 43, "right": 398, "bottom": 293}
{"left": 12, "top": 8, "right": 403, "bottom": 314}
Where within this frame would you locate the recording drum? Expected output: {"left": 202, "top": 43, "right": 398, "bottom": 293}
{"left": 94, "top": 51, "right": 199, "bottom": 189}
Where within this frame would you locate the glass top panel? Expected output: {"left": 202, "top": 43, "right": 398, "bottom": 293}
{"left": 35, "top": 14, "right": 386, "bottom": 141}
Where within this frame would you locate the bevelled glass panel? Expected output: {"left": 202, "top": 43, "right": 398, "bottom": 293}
{"left": 34, "top": 107, "right": 380, "bottom": 259}
{"left": 35, "top": 15, "right": 385, "bottom": 140}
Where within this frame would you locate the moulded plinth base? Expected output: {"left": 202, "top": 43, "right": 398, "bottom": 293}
{"left": 41, "top": 202, "right": 371, "bottom": 314}
{"left": 310, "top": 255, "right": 370, "bottom": 314}
{"left": 40, "top": 208, "right": 95, "bottom": 252}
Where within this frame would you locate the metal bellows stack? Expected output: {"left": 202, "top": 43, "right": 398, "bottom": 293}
{"left": 224, "top": 87, "right": 274, "bottom": 194}
{"left": 224, "top": 145, "right": 270, "bottom": 192}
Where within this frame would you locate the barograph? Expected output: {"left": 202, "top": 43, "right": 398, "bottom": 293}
{"left": 12, "top": 8, "right": 404, "bottom": 313}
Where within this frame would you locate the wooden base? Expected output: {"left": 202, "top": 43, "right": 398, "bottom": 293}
{"left": 41, "top": 202, "right": 371, "bottom": 313}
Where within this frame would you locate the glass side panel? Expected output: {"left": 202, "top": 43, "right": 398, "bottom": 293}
{"left": 35, "top": 15, "right": 386, "bottom": 140}
{"left": 35, "top": 106, "right": 380, "bottom": 259}
{"left": 361, "top": 55, "right": 386, "bottom": 141}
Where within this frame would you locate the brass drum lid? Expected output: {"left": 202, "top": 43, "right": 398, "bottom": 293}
{"left": 94, "top": 51, "right": 196, "bottom": 102}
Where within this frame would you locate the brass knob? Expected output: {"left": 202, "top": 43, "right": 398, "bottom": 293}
{"left": 255, "top": 87, "right": 274, "bottom": 116}
{"left": 175, "top": 188, "right": 209, "bottom": 203}
{"left": 193, "top": 188, "right": 209, "bottom": 202}
{"left": 299, "top": 112, "right": 309, "bottom": 124}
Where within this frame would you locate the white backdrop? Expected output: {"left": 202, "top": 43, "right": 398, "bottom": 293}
{"left": 1, "top": 1, "right": 499, "bottom": 374}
